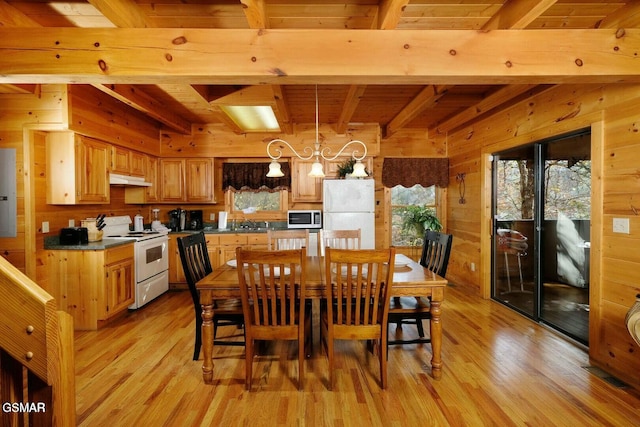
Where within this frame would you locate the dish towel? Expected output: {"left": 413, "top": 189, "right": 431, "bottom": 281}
{"left": 626, "top": 294, "right": 640, "bottom": 347}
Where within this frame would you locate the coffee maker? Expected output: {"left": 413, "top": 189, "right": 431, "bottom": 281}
{"left": 189, "top": 210, "right": 203, "bottom": 230}
{"left": 168, "top": 208, "right": 186, "bottom": 231}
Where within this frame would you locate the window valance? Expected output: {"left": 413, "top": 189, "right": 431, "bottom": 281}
{"left": 223, "top": 162, "right": 291, "bottom": 191}
{"left": 382, "top": 158, "right": 449, "bottom": 188}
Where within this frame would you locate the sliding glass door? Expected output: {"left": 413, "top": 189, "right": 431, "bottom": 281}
{"left": 492, "top": 130, "right": 591, "bottom": 344}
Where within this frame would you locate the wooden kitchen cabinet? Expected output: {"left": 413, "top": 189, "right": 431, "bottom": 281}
{"left": 44, "top": 243, "right": 134, "bottom": 330}
{"left": 159, "top": 158, "right": 215, "bottom": 203}
{"left": 45, "top": 131, "right": 110, "bottom": 204}
{"left": 124, "top": 155, "right": 159, "bottom": 204}
{"left": 186, "top": 158, "right": 214, "bottom": 202}
{"left": 111, "top": 145, "right": 146, "bottom": 177}
{"left": 168, "top": 233, "right": 189, "bottom": 287}
{"left": 159, "top": 158, "right": 186, "bottom": 202}
{"left": 103, "top": 245, "right": 135, "bottom": 319}
{"left": 291, "top": 158, "right": 323, "bottom": 202}
{"left": 130, "top": 151, "right": 146, "bottom": 176}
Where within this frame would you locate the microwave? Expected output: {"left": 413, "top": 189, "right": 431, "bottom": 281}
{"left": 288, "top": 210, "right": 322, "bottom": 229}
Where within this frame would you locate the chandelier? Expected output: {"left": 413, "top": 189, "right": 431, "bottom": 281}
{"left": 266, "top": 85, "right": 368, "bottom": 178}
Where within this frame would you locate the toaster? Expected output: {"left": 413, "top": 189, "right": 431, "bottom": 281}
{"left": 59, "top": 227, "right": 89, "bottom": 245}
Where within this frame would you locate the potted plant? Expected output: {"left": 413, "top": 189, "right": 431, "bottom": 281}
{"left": 336, "top": 158, "right": 368, "bottom": 178}
{"left": 400, "top": 205, "right": 442, "bottom": 239}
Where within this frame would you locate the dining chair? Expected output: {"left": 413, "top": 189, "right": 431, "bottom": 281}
{"left": 321, "top": 247, "right": 396, "bottom": 389}
{"left": 236, "top": 247, "right": 310, "bottom": 390}
{"left": 318, "top": 228, "right": 361, "bottom": 256}
{"left": 177, "top": 232, "right": 245, "bottom": 361}
{"left": 387, "top": 230, "right": 452, "bottom": 347}
{"left": 267, "top": 229, "right": 310, "bottom": 250}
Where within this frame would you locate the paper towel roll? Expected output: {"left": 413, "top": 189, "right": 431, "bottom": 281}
{"left": 218, "top": 211, "right": 228, "bottom": 230}
{"left": 626, "top": 294, "right": 640, "bottom": 347}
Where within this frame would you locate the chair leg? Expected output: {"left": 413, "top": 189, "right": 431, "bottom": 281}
{"left": 380, "top": 337, "right": 388, "bottom": 389}
{"left": 298, "top": 336, "right": 305, "bottom": 390}
{"left": 416, "top": 318, "right": 426, "bottom": 338}
{"left": 245, "top": 338, "right": 253, "bottom": 391}
{"left": 327, "top": 334, "right": 334, "bottom": 390}
{"left": 193, "top": 316, "right": 203, "bottom": 361}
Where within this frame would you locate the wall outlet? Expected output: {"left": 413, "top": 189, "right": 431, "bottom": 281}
{"left": 209, "top": 213, "right": 215, "bottom": 221}
{"left": 470, "top": 262, "right": 476, "bottom": 272}
{"left": 613, "top": 217, "right": 630, "bottom": 234}
{"left": 68, "top": 219, "right": 75, "bottom": 227}
{"left": 42, "top": 221, "right": 49, "bottom": 233}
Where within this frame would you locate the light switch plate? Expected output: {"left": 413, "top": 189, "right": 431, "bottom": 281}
{"left": 42, "top": 221, "right": 49, "bottom": 233}
{"left": 68, "top": 219, "right": 75, "bottom": 227}
{"left": 209, "top": 213, "right": 215, "bottom": 221}
{"left": 613, "top": 217, "right": 630, "bottom": 234}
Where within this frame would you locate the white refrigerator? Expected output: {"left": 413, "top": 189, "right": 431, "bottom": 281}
{"left": 323, "top": 179, "right": 375, "bottom": 249}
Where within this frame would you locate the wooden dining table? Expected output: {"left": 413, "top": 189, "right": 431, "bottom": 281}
{"left": 196, "top": 254, "right": 447, "bottom": 384}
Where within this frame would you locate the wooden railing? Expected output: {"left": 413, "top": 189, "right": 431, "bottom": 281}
{"left": 0, "top": 256, "right": 75, "bottom": 427}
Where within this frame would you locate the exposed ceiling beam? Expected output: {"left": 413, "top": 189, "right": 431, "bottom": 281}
{"left": 0, "top": 0, "right": 40, "bottom": 27}
{"left": 87, "top": 0, "right": 151, "bottom": 28}
{"left": 336, "top": 85, "right": 366, "bottom": 134}
{"left": 377, "top": 0, "right": 410, "bottom": 30}
{"left": 482, "top": 0, "right": 557, "bottom": 30}
{"left": 434, "top": 84, "right": 544, "bottom": 134}
{"left": 596, "top": 1, "right": 640, "bottom": 29}
{"left": 434, "top": 0, "right": 554, "bottom": 135}
{"left": 155, "top": 83, "right": 222, "bottom": 126}
{"left": 0, "top": 83, "right": 38, "bottom": 94}
{"left": 385, "top": 85, "right": 451, "bottom": 138}
{"left": 241, "top": 0, "right": 268, "bottom": 29}
{"left": 271, "top": 85, "right": 292, "bottom": 134}
{"left": 92, "top": 84, "right": 191, "bottom": 134}
{"left": 1, "top": 29, "right": 639, "bottom": 85}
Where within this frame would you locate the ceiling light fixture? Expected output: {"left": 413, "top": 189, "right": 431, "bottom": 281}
{"left": 266, "top": 85, "right": 368, "bottom": 178}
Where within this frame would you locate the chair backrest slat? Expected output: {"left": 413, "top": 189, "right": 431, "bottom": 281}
{"left": 268, "top": 229, "right": 310, "bottom": 251}
{"left": 237, "top": 248, "right": 307, "bottom": 328}
{"left": 420, "top": 230, "right": 453, "bottom": 278}
{"left": 319, "top": 229, "right": 361, "bottom": 256}
{"left": 177, "top": 232, "right": 213, "bottom": 306}
{"left": 325, "top": 248, "right": 395, "bottom": 327}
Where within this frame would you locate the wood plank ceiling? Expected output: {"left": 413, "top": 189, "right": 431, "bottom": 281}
{"left": 1, "top": 1, "right": 639, "bottom": 137}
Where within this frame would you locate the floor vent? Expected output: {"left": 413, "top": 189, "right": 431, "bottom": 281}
{"left": 583, "top": 366, "right": 629, "bottom": 389}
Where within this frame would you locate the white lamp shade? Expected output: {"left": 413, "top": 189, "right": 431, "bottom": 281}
{"left": 308, "top": 161, "right": 325, "bottom": 178}
{"left": 351, "top": 161, "right": 368, "bottom": 177}
{"left": 266, "top": 160, "right": 284, "bottom": 177}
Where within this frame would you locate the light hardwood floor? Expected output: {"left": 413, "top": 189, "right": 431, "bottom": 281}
{"left": 74, "top": 285, "right": 640, "bottom": 426}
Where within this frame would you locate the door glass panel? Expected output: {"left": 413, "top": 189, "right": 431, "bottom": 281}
{"left": 493, "top": 145, "right": 536, "bottom": 317}
{"left": 492, "top": 130, "right": 590, "bottom": 345}
{"left": 540, "top": 134, "right": 590, "bottom": 344}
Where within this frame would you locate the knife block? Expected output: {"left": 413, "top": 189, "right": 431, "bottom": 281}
{"left": 81, "top": 219, "right": 103, "bottom": 242}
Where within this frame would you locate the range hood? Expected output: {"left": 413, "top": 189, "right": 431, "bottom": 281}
{"left": 109, "top": 173, "right": 152, "bottom": 187}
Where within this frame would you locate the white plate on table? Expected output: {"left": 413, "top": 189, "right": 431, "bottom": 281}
{"left": 262, "top": 266, "right": 290, "bottom": 277}
{"left": 226, "top": 259, "right": 237, "bottom": 268}
{"left": 392, "top": 254, "right": 413, "bottom": 268}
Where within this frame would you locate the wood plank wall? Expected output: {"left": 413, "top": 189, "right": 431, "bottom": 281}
{"left": 0, "top": 84, "right": 161, "bottom": 284}
{"left": 3, "top": 82, "right": 639, "bottom": 390}
{"left": 445, "top": 82, "right": 640, "bottom": 389}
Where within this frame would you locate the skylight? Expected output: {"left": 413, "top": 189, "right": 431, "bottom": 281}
{"left": 220, "top": 105, "right": 280, "bottom": 132}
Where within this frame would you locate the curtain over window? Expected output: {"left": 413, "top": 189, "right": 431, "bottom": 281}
{"left": 382, "top": 158, "right": 449, "bottom": 188}
{"left": 223, "top": 162, "right": 291, "bottom": 191}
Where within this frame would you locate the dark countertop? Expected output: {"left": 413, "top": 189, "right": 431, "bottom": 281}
{"left": 44, "top": 236, "right": 135, "bottom": 250}
{"left": 169, "top": 221, "right": 320, "bottom": 235}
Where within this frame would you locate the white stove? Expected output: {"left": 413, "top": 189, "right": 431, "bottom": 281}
{"left": 102, "top": 216, "right": 169, "bottom": 309}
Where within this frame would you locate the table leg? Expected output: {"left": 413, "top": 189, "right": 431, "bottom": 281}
{"left": 430, "top": 300, "right": 442, "bottom": 380}
{"left": 200, "top": 290, "right": 214, "bottom": 384}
